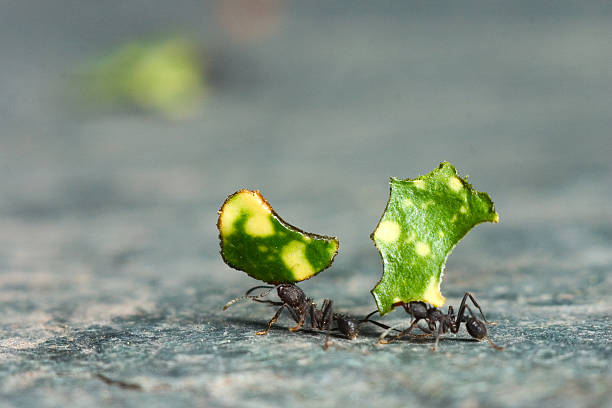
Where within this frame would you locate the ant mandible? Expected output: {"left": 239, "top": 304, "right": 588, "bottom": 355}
{"left": 366, "top": 292, "right": 503, "bottom": 351}
{"left": 223, "top": 283, "right": 391, "bottom": 349}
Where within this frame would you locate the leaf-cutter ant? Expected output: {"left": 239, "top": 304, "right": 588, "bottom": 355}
{"left": 223, "top": 283, "right": 391, "bottom": 349}
{"left": 366, "top": 292, "right": 503, "bottom": 351}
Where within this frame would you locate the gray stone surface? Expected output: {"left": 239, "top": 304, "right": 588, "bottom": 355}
{"left": 0, "top": 1, "right": 611, "bottom": 407}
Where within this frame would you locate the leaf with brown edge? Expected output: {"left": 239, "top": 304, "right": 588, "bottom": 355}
{"left": 218, "top": 190, "right": 339, "bottom": 284}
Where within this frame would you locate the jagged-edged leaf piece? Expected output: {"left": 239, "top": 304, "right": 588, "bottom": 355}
{"left": 371, "top": 162, "right": 498, "bottom": 315}
{"left": 218, "top": 190, "right": 339, "bottom": 284}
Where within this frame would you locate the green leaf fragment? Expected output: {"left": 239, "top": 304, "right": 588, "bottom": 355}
{"left": 371, "top": 162, "right": 499, "bottom": 315}
{"left": 218, "top": 190, "right": 339, "bottom": 284}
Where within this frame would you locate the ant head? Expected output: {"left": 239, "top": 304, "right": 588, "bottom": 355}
{"left": 465, "top": 317, "right": 487, "bottom": 340}
{"left": 277, "top": 284, "right": 306, "bottom": 305}
{"left": 404, "top": 302, "right": 428, "bottom": 319}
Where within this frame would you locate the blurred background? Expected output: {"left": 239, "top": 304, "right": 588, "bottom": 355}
{"left": 1, "top": 1, "right": 611, "bottom": 407}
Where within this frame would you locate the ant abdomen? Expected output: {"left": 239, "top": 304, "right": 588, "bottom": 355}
{"left": 466, "top": 318, "right": 487, "bottom": 340}
{"left": 335, "top": 315, "right": 359, "bottom": 339}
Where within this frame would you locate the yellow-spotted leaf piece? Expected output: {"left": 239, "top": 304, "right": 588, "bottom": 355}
{"left": 371, "top": 162, "right": 498, "bottom": 315}
{"left": 218, "top": 190, "right": 339, "bottom": 284}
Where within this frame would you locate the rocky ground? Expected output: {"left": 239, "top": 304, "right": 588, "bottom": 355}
{"left": 1, "top": 2, "right": 610, "bottom": 407}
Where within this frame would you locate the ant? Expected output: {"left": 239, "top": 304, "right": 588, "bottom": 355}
{"left": 223, "top": 283, "right": 391, "bottom": 349}
{"left": 366, "top": 292, "right": 503, "bottom": 351}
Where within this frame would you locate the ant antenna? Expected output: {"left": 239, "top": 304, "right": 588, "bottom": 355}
{"left": 222, "top": 285, "right": 276, "bottom": 311}
{"left": 245, "top": 285, "right": 275, "bottom": 296}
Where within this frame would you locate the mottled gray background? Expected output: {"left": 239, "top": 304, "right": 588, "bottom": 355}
{"left": 1, "top": 1, "right": 611, "bottom": 407}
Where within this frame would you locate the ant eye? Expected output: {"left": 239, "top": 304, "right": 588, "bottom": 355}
{"left": 370, "top": 163, "right": 498, "bottom": 316}
{"left": 218, "top": 190, "right": 339, "bottom": 284}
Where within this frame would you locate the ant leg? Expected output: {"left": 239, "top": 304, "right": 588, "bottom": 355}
{"left": 288, "top": 309, "right": 306, "bottom": 332}
{"left": 309, "top": 302, "right": 317, "bottom": 330}
{"left": 364, "top": 310, "right": 379, "bottom": 321}
{"left": 362, "top": 309, "right": 410, "bottom": 337}
{"left": 377, "top": 323, "right": 401, "bottom": 344}
{"left": 361, "top": 318, "right": 392, "bottom": 331}
{"left": 321, "top": 300, "right": 333, "bottom": 325}
{"left": 360, "top": 313, "right": 415, "bottom": 334}
{"left": 285, "top": 305, "right": 301, "bottom": 324}
{"left": 362, "top": 310, "right": 419, "bottom": 333}
{"left": 378, "top": 320, "right": 421, "bottom": 344}
{"left": 321, "top": 300, "right": 334, "bottom": 350}
{"left": 458, "top": 292, "right": 494, "bottom": 325}
{"left": 414, "top": 323, "right": 434, "bottom": 338}
{"left": 323, "top": 332, "right": 331, "bottom": 350}
{"left": 465, "top": 306, "right": 504, "bottom": 350}
{"left": 486, "top": 337, "right": 505, "bottom": 351}
{"left": 402, "top": 322, "right": 433, "bottom": 339}
{"left": 431, "top": 324, "right": 445, "bottom": 352}
{"left": 256, "top": 305, "right": 285, "bottom": 335}
{"left": 447, "top": 306, "right": 460, "bottom": 334}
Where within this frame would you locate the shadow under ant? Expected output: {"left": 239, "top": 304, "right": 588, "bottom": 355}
{"left": 223, "top": 284, "right": 392, "bottom": 349}
{"left": 224, "top": 316, "right": 343, "bottom": 340}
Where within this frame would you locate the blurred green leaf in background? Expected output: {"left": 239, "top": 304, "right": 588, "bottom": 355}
{"left": 79, "top": 37, "right": 206, "bottom": 118}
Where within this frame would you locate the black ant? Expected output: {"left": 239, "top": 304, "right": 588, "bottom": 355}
{"left": 366, "top": 292, "right": 503, "bottom": 351}
{"left": 223, "top": 283, "right": 391, "bottom": 349}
